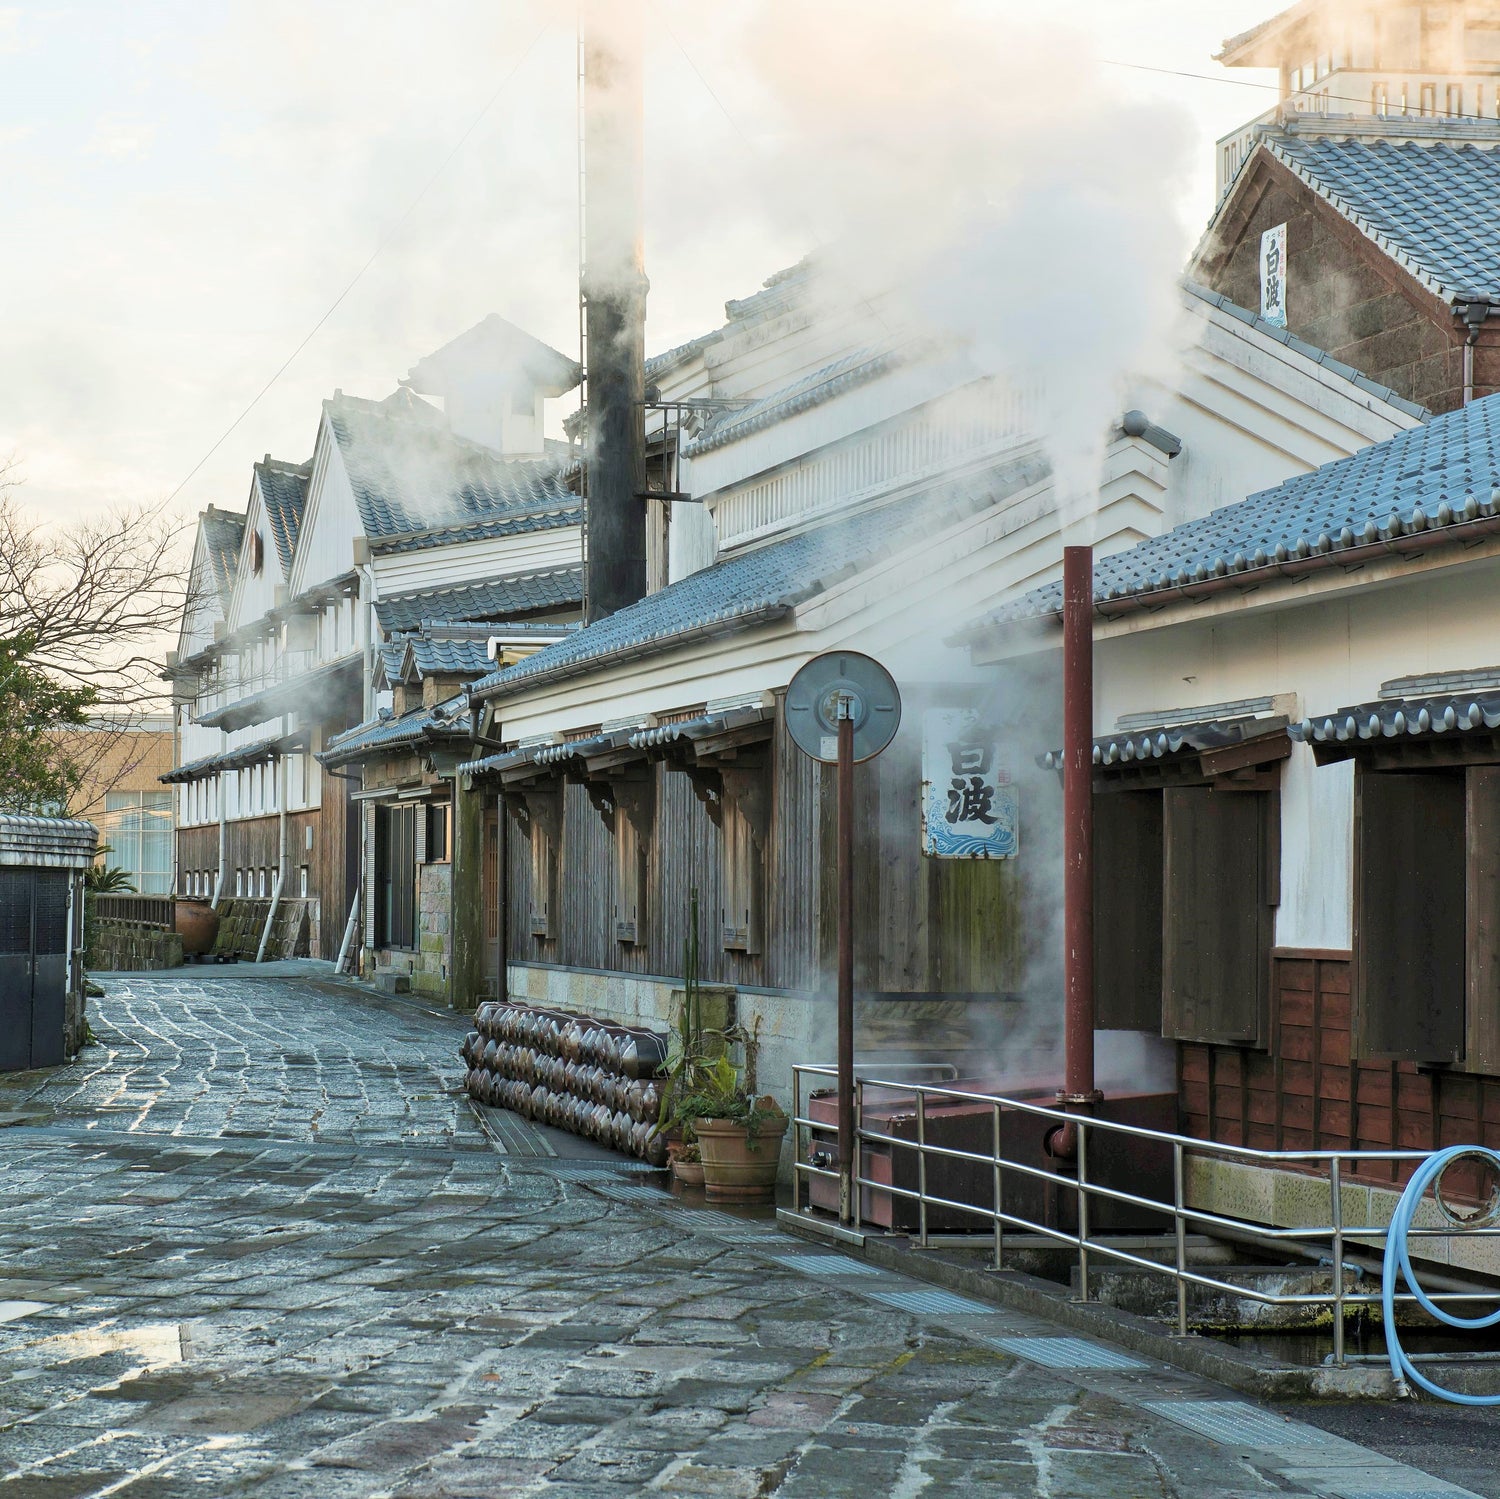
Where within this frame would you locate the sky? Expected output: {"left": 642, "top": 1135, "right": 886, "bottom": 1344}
{"left": 0, "top": 1, "right": 1279, "bottom": 531}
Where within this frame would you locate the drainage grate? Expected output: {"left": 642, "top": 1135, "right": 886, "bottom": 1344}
{"left": 670, "top": 1209, "right": 776, "bottom": 1236}
{"left": 989, "top": 1335, "right": 1147, "bottom": 1371}
{"left": 771, "top": 1253, "right": 883, "bottom": 1278}
{"left": 589, "top": 1182, "right": 669, "bottom": 1203}
{"left": 1337, "top": 1491, "right": 1463, "bottom": 1499}
{"left": 545, "top": 1161, "right": 658, "bottom": 1179}
{"left": 1142, "top": 1400, "right": 1344, "bottom": 1451}
{"left": 870, "top": 1288, "right": 994, "bottom": 1317}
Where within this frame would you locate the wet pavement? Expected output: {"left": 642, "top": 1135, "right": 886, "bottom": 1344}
{"left": 0, "top": 971, "right": 1492, "bottom": 1498}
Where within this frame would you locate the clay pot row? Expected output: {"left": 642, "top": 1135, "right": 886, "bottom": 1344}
{"left": 473, "top": 1002, "right": 667, "bottom": 1080}
{"left": 463, "top": 1066, "right": 668, "bottom": 1165}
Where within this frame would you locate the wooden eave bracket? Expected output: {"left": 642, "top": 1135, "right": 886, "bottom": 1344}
{"left": 719, "top": 762, "right": 772, "bottom": 849}
{"left": 502, "top": 783, "right": 560, "bottom": 842}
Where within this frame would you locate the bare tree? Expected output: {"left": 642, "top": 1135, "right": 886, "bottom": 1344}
{"left": 0, "top": 463, "right": 197, "bottom": 815}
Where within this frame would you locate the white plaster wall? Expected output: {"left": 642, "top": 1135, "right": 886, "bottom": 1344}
{"left": 369, "top": 526, "right": 581, "bottom": 598}
{"left": 1130, "top": 291, "right": 1424, "bottom": 534}
{"left": 286, "top": 427, "right": 358, "bottom": 597}
{"left": 1090, "top": 554, "right": 1500, "bottom": 951}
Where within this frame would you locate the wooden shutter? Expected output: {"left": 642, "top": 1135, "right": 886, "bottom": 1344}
{"left": 1356, "top": 767, "right": 1464, "bottom": 1063}
{"left": 1163, "top": 786, "right": 1272, "bottom": 1045}
{"left": 721, "top": 799, "right": 764, "bottom": 954}
{"left": 374, "top": 806, "right": 393, "bottom": 948}
{"left": 389, "top": 806, "right": 417, "bottom": 950}
{"left": 1094, "top": 789, "right": 1164, "bottom": 1032}
{"left": 530, "top": 817, "right": 557, "bottom": 938}
{"left": 612, "top": 782, "right": 652, "bottom": 946}
{"left": 1468, "top": 766, "right": 1500, "bottom": 1073}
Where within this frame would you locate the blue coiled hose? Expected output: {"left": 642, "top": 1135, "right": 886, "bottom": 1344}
{"left": 1382, "top": 1144, "right": 1500, "bottom": 1404}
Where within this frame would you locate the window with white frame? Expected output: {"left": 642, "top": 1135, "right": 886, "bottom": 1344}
{"left": 98, "top": 790, "right": 173, "bottom": 895}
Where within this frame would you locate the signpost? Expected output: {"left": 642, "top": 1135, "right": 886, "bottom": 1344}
{"left": 785, "top": 651, "right": 902, "bottom": 1225}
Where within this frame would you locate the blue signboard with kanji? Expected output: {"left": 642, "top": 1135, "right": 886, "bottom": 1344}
{"left": 921, "top": 708, "right": 1018, "bottom": 859}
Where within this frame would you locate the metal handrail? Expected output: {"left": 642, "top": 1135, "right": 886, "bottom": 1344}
{"left": 789, "top": 1063, "right": 1500, "bottom": 1365}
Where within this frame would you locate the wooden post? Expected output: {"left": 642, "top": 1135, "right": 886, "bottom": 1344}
{"left": 837, "top": 706, "right": 855, "bottom": 1225}
{"left": 449, "top": 776, "right": 485, "bottom": 1011}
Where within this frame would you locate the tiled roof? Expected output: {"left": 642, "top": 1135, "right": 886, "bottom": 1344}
{"left": 319, "top": 696, "right": 467, "bottom": 767}
{"left": 682, "top": 347, "right": 906, "bottom": 457}
{"left": 379, "top": 623, "right": 497, "bottom": 684}
{"left": 326, "top": 392, "right": 580, "bottom": 555}
{"left": 373, "top": 567, "right": 583, "bottom": 634}
{"left": 470, "top": 448, "right": 1047, "bottom": 703}
{"left": 160, "top": 732, "right": 288, "bottom": 785}
{"left": 0, "top": 814, "right": 98, "bottom": 869}
{"left": 644, "top": 260, "right": 810, "bottom": 382}
{"left": 1181, "top": 280, "right": 1428, "bottom": 418}
{"left": 201, "top": 508, "right": 246, "bottom": 604}
{"left": 1259, "top": 132, "right": 1500, "bottom": 302}
{"left": 254, "top": 459, "right": 310, "bottom": 575}
{"left": 1294, "top": 693, "right": 1500, "bottom": 753}
{"left": 1040, "top": 714, "right": 1289, "bottom": 770}
{"left": 978, "top": 393, "right": 1500, "bottom": 631}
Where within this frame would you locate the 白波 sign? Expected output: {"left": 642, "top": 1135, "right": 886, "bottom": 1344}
{"left": 1260, "top": 222, "right": 1287, "bottom": 328}
{"left": 921, "top": 709, "right": 1018, "bottom": 859}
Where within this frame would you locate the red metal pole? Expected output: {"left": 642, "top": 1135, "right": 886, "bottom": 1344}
{"left": 1056, "top": 544, "right": 1099, "bottom": 1155}
{"left": 837, "top": 709, "right": 855, "bottom": 1224}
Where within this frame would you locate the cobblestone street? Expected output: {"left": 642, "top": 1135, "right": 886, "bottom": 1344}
{"left": 0, "top": 972, "right": 1490, "bottom": 1498}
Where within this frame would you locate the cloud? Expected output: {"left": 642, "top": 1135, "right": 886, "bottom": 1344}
{"left": 85, "top": 114, "right": 157, "bottom": 159}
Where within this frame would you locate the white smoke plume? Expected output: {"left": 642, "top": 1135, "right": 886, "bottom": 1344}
{"left": 729, "top": 0, "right": 1197, "bottom": 535}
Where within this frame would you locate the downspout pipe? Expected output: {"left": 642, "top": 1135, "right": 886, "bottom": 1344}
{"left": 211, "top": 772, "right": 228, "bottom": 909}
{"left": 1048, "top": 546, "right": 1101, "bottom": 1160}
{"left": 255, "top": 748, "right": 290, "bottom": 962}
{"left": 1460, "top": 301, "right": 1491, "bottom": 407}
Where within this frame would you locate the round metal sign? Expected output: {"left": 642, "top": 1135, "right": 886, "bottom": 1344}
{"left": 785, "top": 651, "right": 902, "bottom": 764}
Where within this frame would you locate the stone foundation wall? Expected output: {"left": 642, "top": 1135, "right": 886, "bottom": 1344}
{"left": 86, "top": 920, "right": 184, "bottom": 973}
{"left": 507, "top": 963, "right": 823, "bottom": 1111}
{"left": 1186, "top": 1155, "right": 1500, "bottom": 1278}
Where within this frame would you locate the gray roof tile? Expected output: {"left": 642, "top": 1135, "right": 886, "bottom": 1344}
{"left": 682, "top": 347, "right": 906, "bottom": 457}
{"left": 320, "top": 697, "right": 467, "bottom": 767}
{"left": 1295, "top": 692, "right": 1500, "bottom": 750}
{"left": 0, "top": 814, "right": 98, "bottom": 869}
{"left": 471, "top": 449, "right": 1046, "bottom": 703}
{"left": 373, "top": 567, "right": 583, "bottom": 634}
{"left": 326, "top": 392, "right": 580, "bottom": 555}
{"left": 379, "top": 623, "right": 497, "bottom": 684}
{"left": 982, "top": 392, "right": 1500, "bottom": 629}
{"left": 254, "top": 460, "right": 310, "bottom": 575}
{"left": 201, "top": 508, "right": 246, "bottom": 604}
{"left": 1264, "top": 132, "right": 1500, "bottom": 302}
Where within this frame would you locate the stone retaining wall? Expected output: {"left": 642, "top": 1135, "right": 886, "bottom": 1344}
{"left": 86, "top": 919, "right": 184, "bottom": 972}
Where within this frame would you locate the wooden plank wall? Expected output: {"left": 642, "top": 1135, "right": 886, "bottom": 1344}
{"left": 508, "top": 708, "right": 825, "bottom": 991}
{"left": 505, "top": 703, "right": 1028, "bottom": 1002}
{"left": 1181, "top": 949, "right": 1500, "bottom": 1192}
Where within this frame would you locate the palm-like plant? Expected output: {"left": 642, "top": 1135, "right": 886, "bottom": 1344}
{"left": 85, "top": 847, "right": 136, "bottom": 894}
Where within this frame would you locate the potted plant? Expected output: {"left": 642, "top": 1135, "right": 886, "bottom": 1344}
{"left": 657, "top": 1016, "right": 787, "bottom": 1202}
{"left": 653, "top": 893, "right": 788, "bottom": 1202}
{"left": 671, "top": 1132, "right": 705, "bottom": 1188}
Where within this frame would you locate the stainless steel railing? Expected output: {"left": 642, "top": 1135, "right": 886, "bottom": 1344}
{"left": 788, "top": 1064, "right": 1500, "bottom": 1366}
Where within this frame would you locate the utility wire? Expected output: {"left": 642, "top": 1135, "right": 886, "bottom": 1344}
{"left": 162, "top": 22, "right": 552, "bottom": 510}
{"left": 1105, "top": 55, "right": 1477, "bottom": 117}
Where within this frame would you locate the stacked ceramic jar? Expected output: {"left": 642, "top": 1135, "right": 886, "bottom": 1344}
{"left": 459, "top": 1001, "right": 670, "bottom": 1165}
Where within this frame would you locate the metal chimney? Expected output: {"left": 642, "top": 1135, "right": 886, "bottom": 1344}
{"left": 581, "top": 0, "right": 648, "bottom": 623}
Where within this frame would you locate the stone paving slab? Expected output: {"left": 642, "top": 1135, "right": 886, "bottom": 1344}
{"left": 0, "top": 972, "right": 1492, "bottom": 1497}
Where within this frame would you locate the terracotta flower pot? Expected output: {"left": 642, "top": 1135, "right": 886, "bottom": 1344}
{"left": 671, "top": 1156, "right": 706, "bottom": 1187}
{"left": 694, "top": 1115, "right": 788, "bottom": 1203}
{"left": 174, "top": 900, "right": 219, "bottom": 956}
